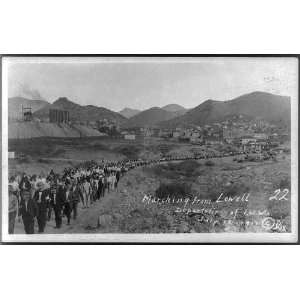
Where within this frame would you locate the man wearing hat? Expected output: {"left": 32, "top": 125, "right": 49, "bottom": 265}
{"left": 8, "top": 183, "right": 18, "bottom": 234}
{"left": 70, "top": 182, "right": 80, "bottom": 220}
{"left": 50, "top": 184, "right": 64, "bottom": 229}
{"left": 33, "top": 181, "right": 49, "bottom": 233}
{"left": 82, "top": 177, "right": 91, "bottom": 208}
{"left": 19, "top": 189, "right": 37, "bottom": 234}
{"left": 62, "top": 183, "right": 73, "bottom": 225}
{"left": 19, "top": 173, "right": 32, "bottom": 198}
{"left": 97, "top": 175, "right": 104, "bottom": 199}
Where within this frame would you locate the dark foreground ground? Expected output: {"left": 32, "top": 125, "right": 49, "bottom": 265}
{"left": 9, "top": 137, "right": 291, "bottom": 234}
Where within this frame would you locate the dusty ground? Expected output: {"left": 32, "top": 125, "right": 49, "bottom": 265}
{"left": 8, "top": 136, "right": 192, "bottom": 175}
{"left": 9, "top": 137, "right": 292, "bottom": 234}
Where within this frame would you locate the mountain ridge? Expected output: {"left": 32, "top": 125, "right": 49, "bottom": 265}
{"left": 33, "top": 97, "right": 126, "bottom": 124}
{"left": 123, "top": 107, "right": 178, "bottom": 128}
{"left": 119, "top": 107, "right": 141, "bottom": 118}
{"left": 159, "top": 91, "right": 291, "bottom": 128}
{"left": 161, "top": 103, "right": 186, "bottom": 112}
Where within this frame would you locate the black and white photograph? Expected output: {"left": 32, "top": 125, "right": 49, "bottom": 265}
{"left": 1, "top": 56, "right": 298, "bottom": 243}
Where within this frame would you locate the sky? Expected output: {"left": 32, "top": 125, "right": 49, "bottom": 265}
{"left": 6, "top": 57, "right": 298, "bottom": 112}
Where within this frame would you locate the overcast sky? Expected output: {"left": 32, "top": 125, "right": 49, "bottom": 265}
{"left": 6, "top": 57, "right": 298, "bottom": 111}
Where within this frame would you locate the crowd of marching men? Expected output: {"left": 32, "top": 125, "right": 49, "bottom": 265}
{"left": 8, "top": 158, "right": 156, "bottom": 234}
{"left": 8, "top": 152, "right": 227, "bottom": 235}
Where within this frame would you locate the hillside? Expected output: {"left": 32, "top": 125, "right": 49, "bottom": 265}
{"left": 162, "top": 103, "right": 186, "bottom": 112}
{"left": 159, "top": 91, "right": 291, "bottom": 128}
{"left": 119, "top": 107, "right": 141, "bottom": 118}
{"left": 8, "top": 121, "right": 106, "bottom": 139}
{"left": 33, "top": 97, "right": 127, "bottom": 124}
{"left": 8, "top": 97, "right": 49, "bottom": 120}
{"left": 123, "top": 107, "right": 178, "bottom": 128}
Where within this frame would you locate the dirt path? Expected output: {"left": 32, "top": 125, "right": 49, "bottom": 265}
{"left": 13, "top": 155, "right": 248, "bottom": 234}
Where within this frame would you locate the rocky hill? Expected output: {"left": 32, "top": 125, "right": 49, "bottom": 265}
{"left": 119, "top": 107, "right": 141, "bottom": 118}
{"left": 33, "top": 97, "right": 127, "bottom": 124}
{"left": 161, "top": 103, "right": 186, "bottom": 112}
{"left": 123, "top": 107, "right": 178, "bottom": 128}
{"left": 159, "top": 91, "right": 291, "bottom": 128}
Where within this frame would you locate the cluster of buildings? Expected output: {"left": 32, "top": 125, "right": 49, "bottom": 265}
{"left": 130, "top": 115, "right": 289, "bottom": 154}
{"left": 46, "top": 108, "right": 288, "bottom": 154}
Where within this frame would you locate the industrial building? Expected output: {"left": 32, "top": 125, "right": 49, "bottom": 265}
{"left": 49, "top": 109, "right": 70, "bottom": 123}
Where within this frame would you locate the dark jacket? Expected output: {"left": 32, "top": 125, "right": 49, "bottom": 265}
{"left": 60, "top": 188, "right": 74, "bottom": 205}
{"left": 19, "top": 177, "right": 31, "bottom": 191}
{"left": 70, "top": 186, "right": 81, "bottom": 203}
{"left": 54, "top": 186, "right": 65, "bottom": 208}
{"left": 19, "top": 194, "right": 38, "bottom": 220}
{"left": 33, "top": 190, "right": 49, "bottom": 217}
{"left": 49, "top": 191, "right": 64, "bottom": 210}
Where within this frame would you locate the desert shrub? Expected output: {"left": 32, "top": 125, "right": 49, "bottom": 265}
{"left": 156, "top": 144, "right": 175, "bottom": 156}
{"left": 274, "top": 177, "right": 291, "bottom": 190}
{"left": 268, "top": 200, "right": 290, "bottom": 220}
{"left": 177, "top": 160, "right": 200, "bottom": 172}
{"left": 149, "top": 160, "right": 201, "bottom": 179}
{"left": 52, "top": 148, "right": 66, "bottom": 156}
{"left": 126, "top": 180, "right": 132, "bottom": 187}
{"left": 118, "top": 208, "right": 175, "bottom": 233}
{"left": 205, "top": 160, "right": 215, "bottom": 166}
{"left": 37, "top": 158, "right": 51, "bottom": 164}
{"left": 223, "top": 182, "right": 250, "bottom": 197}
{"left": 222, "top": 164, "right": 244, "bottom": 171}
{"left": 17, "top": 156, "right": 30, "bottom": 163}
{"left": 88, "top": 143, "right": 110, "bottom": 151}
{"left": 247, "top": 156, "right": 256, "bottom": 162}
{"left": 155, "top": 182, "right": 192, "bottom": 199}
{"left": 114, "top": 145, "right": 142, "bottom": 159}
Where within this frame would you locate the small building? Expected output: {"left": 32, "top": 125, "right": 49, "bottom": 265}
{"left": 8, "top": 152, "right": 15, "bottom": 159}
{"left": 240, "top": 140, "right": 268, "bottom": 153}
{"left": 225, "top": 137, "right": 235, "bottom": 144}
{"left": 191, "top": 132, "right": 200, "bottom": 138}
{"left": 172, "top": 131, "right": 181, "bottom": 138}
{"left": 124, "top": 134, "right": 136, "bottom": 140}
{"left": 205, "top": 137, "right": 223, "bottom": 146}
{"left": 190, "top": 136, "right": 203, "bottom": 144}
{"left": 241, "top": 136, "right": 256, "bottom": 145}
{"left": 254, "top": 133, "right": 268, "bottom": 139}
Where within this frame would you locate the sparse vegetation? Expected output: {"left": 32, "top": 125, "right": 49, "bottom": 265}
{"left": 8, "top": 135, "right": 292, "bottom": 234}
{"left": 205, "top": 160, "right": 214, "bottom": 166}
{"left": 149, "top": 160, "right": 202, "bottom": 180}
{"left": 155, "top": 182, "right": 192, "bottom": 199}
{"left": 37, "top": 158, "right": 51, "bottom": 164}
{"left": 113, "top": 144, "right": 142, "bottom": 159}
{"left": 275, "top": 177, "right": 291, "bottom": 190}
{"left": 17, "top": 156, "right": 30, "bottom": 164}
{"left": 222, "top": 182, "right": 251, "bottom": 197}
{"left": 119, "top": 208, "right": 175, "bottom": 233}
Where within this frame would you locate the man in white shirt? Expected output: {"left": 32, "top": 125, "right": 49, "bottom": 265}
{"left": 82, "top": 178, "right": 91, "bottom": 208}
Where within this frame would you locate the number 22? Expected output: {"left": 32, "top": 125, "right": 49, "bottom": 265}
{"left": 269, "top": 189, "right": 289, "bottom": 201}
